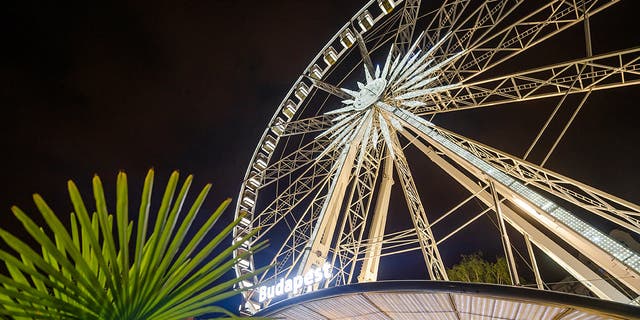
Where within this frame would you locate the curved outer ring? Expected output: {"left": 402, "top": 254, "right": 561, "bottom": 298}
{"left": 232, "top": 0, "right": 404, "bottom": 310}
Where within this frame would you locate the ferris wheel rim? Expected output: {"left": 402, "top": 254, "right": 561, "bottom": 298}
{"left": 233, "top": 0, "right": 408, "bottom": 287}
{"left": 233, "top": 0, "right": 640, "bottom": 314}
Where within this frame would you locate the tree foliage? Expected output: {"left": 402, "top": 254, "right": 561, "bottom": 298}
{"left": 446, "top": 252, "right": 512, "bottom": 285}
{"left": 0, "top": 169, "right": 266, "bottom": 319}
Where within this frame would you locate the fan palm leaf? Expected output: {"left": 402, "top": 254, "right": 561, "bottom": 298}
{"left": 0, "top": 169, "right": 267, "bottom": 319}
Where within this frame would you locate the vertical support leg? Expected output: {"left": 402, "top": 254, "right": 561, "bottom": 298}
{"left": 525, "top": 234, "right": 544, "bottom": 290}
{"left": 489, "top": 180, "right": 520, "bottom": 286}
{"left": 359, "top": 149, "right": 394, "bottom": 282}
{"left": 299, "top": 127, "right": 365, "bottom": 277}
{"left": 390, "top": 131, "right": 448, "bottom": 280}
{"left": 403, "top": 128, "right": 630, "bottom": 301}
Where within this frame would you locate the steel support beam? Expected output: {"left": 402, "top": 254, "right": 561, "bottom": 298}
{"left": 410, "top": 48, "right": 640, "bottom": 115}
{"left": 393, "top": 111, "right": 640, "bottom": 296}
{"left": 359, "top": 150, "right": 394, "bottom": 282}
{"left": 299, "top": 123, "right": 366, "bottom": 277}
{"left": 393, "top": 0, "right": 421, "bottom": 57}
{"left": 404, "top": 134, "right": 630, "bottom": 302}
{"left": 525, "top": 234, "right": 545, "bottom": 290}
{"left": 489, "top": 179, "right": 520, "bottom": 286}
{"left": 389, "top": 130, "right": 448, "bottom": 280}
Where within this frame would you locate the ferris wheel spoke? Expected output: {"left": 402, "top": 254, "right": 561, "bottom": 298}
{"left": 440, "top": 0, "right": 619, "bottom": 84}
{"left": 437, "top": 207, "right": 492, "bottom": 246}
{"left": 256, "top": 137, "right": 333, "bottom": 188}
{"left": 420, "top": 0, "right": 521, "bottom": 67}
{"left": 306, "top": 76, "right": 354, "bottom": 100}
{"left": 388, "top": 129, "right": 448, "bottom": 280}
{"left": 260, "top": 179, "right": 331, "bottom": 282}
{"left": 277, "top": 114, "right": 334, "bottom": 137}
{"left": 358, "top": 7, "right": 403, "bottom": 52}
{"left": 250, "top": 152, "right": 339, "bottom": 241}
{"left": 391, "top": 0, "right": 421, "bottom": 57}
{"left": 408, "top": 48, "right": 640, "bottom": 115}
{"left": 246, "top": 178, "right": 332, "bottom": 308}
{"left": 418, "top": 0, "right": 471, "bottom": 51}
{"left": 354, "top": 31, "right": 374, "bottom": 75}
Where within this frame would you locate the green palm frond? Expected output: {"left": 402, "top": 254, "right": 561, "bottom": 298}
{"left": 0, "top": 169, "right": 267, "bottom": 319}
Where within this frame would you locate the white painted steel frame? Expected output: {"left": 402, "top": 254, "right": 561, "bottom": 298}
{"left": 233, "top": 0, "right": 640, "bottom": 314}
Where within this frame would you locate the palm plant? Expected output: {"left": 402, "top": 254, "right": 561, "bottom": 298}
{"left": 0, "top": 169, "right": 267, "bottom": 319}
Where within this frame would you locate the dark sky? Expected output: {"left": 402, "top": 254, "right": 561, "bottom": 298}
{"left": 0, "top": 0, "right": 363, "bottom": 313}
{"left": 0, "top": 0, "right": 363, "bottom": 212}
{"left": 1, "top": 0, "right": 639, "bottom": 314}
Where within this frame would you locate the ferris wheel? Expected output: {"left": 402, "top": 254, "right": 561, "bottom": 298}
{"left": 232, "top": 0, "right": 640, "bottom": 314}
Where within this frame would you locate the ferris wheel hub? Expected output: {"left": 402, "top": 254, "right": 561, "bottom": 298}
{"left": 351, "top": 77, "right": 387, "bottom": 111}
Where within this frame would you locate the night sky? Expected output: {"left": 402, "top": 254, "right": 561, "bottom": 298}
{"left": 1, "top": 0, "right": 640, "bottom": 314}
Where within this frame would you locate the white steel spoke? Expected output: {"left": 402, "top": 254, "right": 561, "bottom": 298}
{"left": 418, "top": 0, "right": 471, "bottom": 51}
{"left": 393, "top": 0, "right": 421, "bottom": 57}
{"left": 355, "top": 31, "right": 374, "bottom": 75}
{"left": 246, "top": 178, "right": 332, "bottom": 308}
{"left": 439, "top": 0, "right": 619, "bottom": 83}
{"left": 278, "top": 114, "right": 333, "bottom": 136}
{"left": 539, "top": 91, "right": 591, "bottom": 167}
{"left": 256, "top": 137, "right": 333, "bottom": 188}
{"left": 410, "top": 48, "right": 640, "bottom": 115}
{"left": 420, "top": 0, "right": 522, "bottom": 64}
{"left": 308, "top": 77, "right": 354, "bottom": 100}
{"left": 263, "top": 181, "right": 331, "bottom": 280}
{"left": 437, "top": 207, "right": 492, "bottom": 246}
{"left": 431, "top": 184, "right": 489, "bottom": 227}
{"left": 249, "top": 151, "right": 338, "bottom": 239}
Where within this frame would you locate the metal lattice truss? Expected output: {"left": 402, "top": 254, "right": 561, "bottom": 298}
{"left": 389, "top": 130, "right": 448, "bottom": 280}
{"left": 430, "top": 0, "right": 619, "bottom": 83}
{"left": 392, "top": 0, "right": 421, "bottom": 57}
{"left": 411, "top": 48, "right": 640, "bottom": 115}
{"left": 391, "top": 106, "right": 640, "bottom": 296}
{"left": 232, "top": 0, "right": 640, "bottom": 314}
{"left": 421, "top": 124, "right": 640, "bottom": 232}
{"left": 331, "top": 141, "right": 383, "bottom": 286}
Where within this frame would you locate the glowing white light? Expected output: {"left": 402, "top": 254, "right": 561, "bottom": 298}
{"left": 258, "top": 263, "right": 332, "bottom": 303}
{"left": 353, "top": 78, "right": 387, "bottom": 110}
{"left": 512, "top": 197, "right": 538, "bottom": 215}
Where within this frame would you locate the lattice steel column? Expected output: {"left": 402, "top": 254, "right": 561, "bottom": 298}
{"left": 389, "top": 129, "right": 448, "bottom": 280}
{"left": 359, "top": 149, "right": 394, "bottom": 282}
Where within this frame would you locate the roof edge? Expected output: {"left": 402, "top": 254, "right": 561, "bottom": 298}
{"left": 256, "top": 280, "right": 640, "bottom": 319}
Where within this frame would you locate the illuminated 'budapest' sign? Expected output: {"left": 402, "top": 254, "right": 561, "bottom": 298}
{"left": 258, "top": 263, "right": 332, "bottom": 302}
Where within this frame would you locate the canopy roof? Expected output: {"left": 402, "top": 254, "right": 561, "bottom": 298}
{"left": 255, "top": 281, "right": 640, "bottom": 319}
